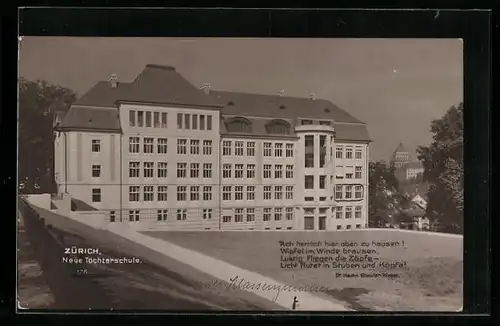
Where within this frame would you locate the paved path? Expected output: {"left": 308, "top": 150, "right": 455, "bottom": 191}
{"left": 108, "top": 223, "right": 350, "bottom": 311}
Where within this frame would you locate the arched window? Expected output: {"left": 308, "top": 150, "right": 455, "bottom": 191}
{"left": 266, "top": 119, "right": 291, "bottom": 134}
{"left": 226, "top": 117, "right": 252, "bottom": 133}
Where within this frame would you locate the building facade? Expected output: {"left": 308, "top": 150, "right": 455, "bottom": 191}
{"left": 391, "top": 143, "right": 424, "bottom": 180}
{"left": 53, "top": 64, "right": 371, "bottom": 231}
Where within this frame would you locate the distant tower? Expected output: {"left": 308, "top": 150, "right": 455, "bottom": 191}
{"left": 391, "top": 143, "right": 410, "bottom": 168}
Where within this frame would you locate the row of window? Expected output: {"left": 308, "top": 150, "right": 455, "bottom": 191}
{"left": 335, "top": 206, "right": 363, "bottom": 219}
{"left": 222, "top": 141, "right": 294, "bottom": 157}
{"left": 177, "top": 113, "right": 213, "bottom": 130}
{"left": 129, "top": 162, "right": 215, "bottom": 179}
{"left": 223, "top": 164, "right": 295, "bottom": 179}
{"left": 336, "top": 166, "right": 364, "bottom": 179}
{"left": 128, "top": 110, "right": 214, "bottom": 131}
{"left": 335, "top": 185, "right": 364, "bottom": 200}
{"left": 223, "top": 207, "right": 294, "bottom": 223}
{"left": 222, "top": 185, "right": 294, "bottom": 201}
{"left": 128, "top": 137, "right": 214, "bottom": 155}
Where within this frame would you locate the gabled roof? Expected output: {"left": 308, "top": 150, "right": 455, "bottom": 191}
{"left": 57, "top": 105, "right": 121, "bottom": 132}
{"left": 212, "top": 91, "right": 364, "bottom": 123}
{"left": 394, "top": 142, "right": 408, "bottom": 154}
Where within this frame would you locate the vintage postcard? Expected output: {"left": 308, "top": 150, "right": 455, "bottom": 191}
{"left": 17, "top": 37, "right": 463, "bottom": 312}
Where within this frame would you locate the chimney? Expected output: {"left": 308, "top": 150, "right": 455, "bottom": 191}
{"left": 108, "top": 74, "right": 118, "bottom": 88}
{"left": 308, "top": 92, "right": 316, "bottom": 101}
{"left": 278, "top": 90, "right": 285, "bottom": 96}
{"left": 200, "top": 83, "right": 210, "bottom": 95}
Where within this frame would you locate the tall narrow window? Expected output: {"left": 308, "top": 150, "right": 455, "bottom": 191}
{"left": 247, "top": 186, "right": 255, "bottom": 200}
{"left": 192, "top": 114, "right": 198, "bottom": 129}
{"left": 345, "top": 185, "right": 353, "bottom": 199}
{"left": 144, "top": 162, "right": 154, "bottom": 178}
{"left": 319, "top": 135, "right": 327, "bottom": 168}
{"left": 190, "top": 186, "right": 200, "bottom": 201}
{"left": 346, "top": 147, "right": 353, "bottom": 159}
{"left": 355, "top": 185, "right": 363, "bottom": 198}
{"left": 222, "top": 186, "right": 232, "bottom": 201}
{"left": 184, "top": 114, "right": 191, "bottom": 129}
{"left": 153, "top": 112, "right": 160, "bottom": 128}
{"left": 285, "top": 186, "right": 294, "bottom": 200}
{"left": 223, "top": 164, "right": 232, "bottom": 178}
{"left": 223, "top": 141, "right": 231, "bottom": 156}
{"left": 92, "top": 188, "right": 101, "bottom": 202}
{"left": 274, "top": 165, "right": 283, "bottom": 179}
{"left": 305, "top": 135, "right": 314, "bottom": 168}
{"left": 177, "top": 186, "right": 187, "bottom": 201}
{"left": 177, "top": 113, "right": 183, "bottom": 129}
{"left": 190, "top": 163, "right": 199, "bottom": 178}
{"left": 263, "top": 142, "right": 272, "bottom": 156}
{"left": 161, "top": 112, "right": 168, "bottom": 128}
{"left": 263, "top": 186, "right": 272, "bottom": 200}
{"left": 199, "top": 115, "right": 205, "bottom": 130}
{"left": 143, "top": 138, "right": 154, "bottom": 154}
{"left": 203, "top": 163, "right": 212, "bottom": 178}
{"left": 129, "top": 186, "right": 140, "bottom": 202}
{"left": 305, "top": 175, "right": 314, "bottom": 189}
{"left": 177, "top": 139, "right": 187, "bottom": 154}
{"left": 203, "top": 186, "right": 212, "bottom": 201}
{"left": 235, "top": 186, "right": 243, "bottom": 200}
{"left": 235, "top": 141, "right": 244, "bottom": 156}
{"left": 190, "top": 139, "right": 200, "bottom": 155}
{"left": 129, "top": 162, "right": 140, "bottom": 178}
{"left": 247, "top": 142, "right": 255, "bottom": 156}
{"left": 355, "top": 166, "right": 362, "bottom": 179}
{"left": 286, "top": 144, "right": 294, "bottom": 157}
{"left": 177, "top": 163, "right": 187, "bottom": 178}
{"left": 246, "top": 164, "right": 255, "bottom": 178}
{"left": 336, "top": 146, "right": 343, "bottom": 159}
{"left": 235, "top": 164, "right": 244, "bottom": 178}
{"left": 129, "top": 110, "right": 136, "bottom": 127}
{"left": 157, "top": 138, "right": 168, "bottom": 154}
{"left": 157, "top": 162, "right": 168, "bottom": 178}
{"left": 203, "top": 140, "right": 212, "bottom": 155}
{"left": 274, "top": 143, "right": 283, "bottom": 157}
{"left": 345, "top": 206, "right": 353, "bottom": 219}
{"left": 286, "top": 165, "right": 294, "bottom": 178}
{"left": 207, "top": 116, "right": 212, "bottom": 130}
{"left": 319, "top": 175, "right": 326, "bottom": 189}
{"left": 91, "top": 140, "right": 101, "bottom": 153}
{"left": 145, "top": 111, "right": 152, "bottom": 127}
{"left": 355, "top": 147, "right": 363, "bottom": 159}
{"left": 129, "top": 137, "right": 140, "bottom": 153}
{"left": 274, "top": 186, "right": 283, "bottom": 200}
{"left": 143, "top": 186, "right": 154, "bottom": 202}
{"left": 137, "top": 111, "right": 144, "bottom": 127}
{"left": 355, "top": 206, "right": 362, "bottom": 218}
{"left": 263, "top": 165, "right": 272, "bottom": 179}
{"left": 92, "top": 165, "right": 101, "bottom": 178}
{"left": 335, "top": 185, "right": 343, "bottom": 199}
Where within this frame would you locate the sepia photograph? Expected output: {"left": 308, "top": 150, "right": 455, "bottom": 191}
{"left": 17, "top": 37, "right": 463, "bottom": 312}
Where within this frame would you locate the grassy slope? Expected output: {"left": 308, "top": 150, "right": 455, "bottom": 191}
{"left": 145, "top": 230, "right": 463, "bottom": 311}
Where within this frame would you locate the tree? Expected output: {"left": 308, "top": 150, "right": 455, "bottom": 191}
{"left": 368, "top": 160, "right": 400, "bottom": 227}
{"left": 18, "top": 78, "right": 77, "bottom": 194}
{"left": 417, "top": 102, "right": 463, "bottom": 232}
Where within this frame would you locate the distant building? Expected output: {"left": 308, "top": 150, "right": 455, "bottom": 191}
{"left": 53, "top": 64, "right": 371, "bottom": 231}
{"left": 391, "top": 143, "right": 424, "bottom": 180}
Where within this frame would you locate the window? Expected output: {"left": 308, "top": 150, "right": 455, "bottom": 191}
{"left": 286, "top": 144, "right": 294, "bottom": 157}
{"left": 235, "top": 141, "right": 244, "bottom": 156}
{"left": 235, "top": 164, "right": 244, "bottom": 178}
{"left": 158, "top": 186, "right": 168, "bottom": 201}
{"left": 285, "top": 165, "right": 294, "bottom": 178}
{"left": 235, "top": 208, "right": 244, "bottom": 222}
{"left": 154, "top": 162, "right": 167, "bottom": 178}
{"left": 355, "top": 166, "right": 362, "bottom": 179}
{"left": 320, "top": 135, "right": 327, "bottom": 168}
{"left": 246, "top": 142, "right": 255, "bottom": 156}
{"left": 263, "top": 208, "right": 272, "bottom": 221}
{"left": 319, "top": 196, "right": 327, "bottom": 202}
{"left": 144, "top": 162, "right": 154, "bottom": 178}
{"left": 223, "top": 164, "right": 232, "bottom": 178}
{"left": 286, "top": 207, "right": 293, "bottom": 220}
{"left": 247, "top": 186, "right": 255, "bottom": 200}
{"left": 274, "top": 143, "right": 283, "bottom": 157}
{"left": 203, "top": 140, "right": 212, "bottom": 155}
{"left": 305, "top": 197, "right": 314, "bottom": 202}
{"left": 177, "top": 209, "right": 187, "bottom": 220}
{"left": 345, "top": 186, "right": 353, "bottom": 199}
{"left": 190, "top": 163, "right": 199, "bottom": 178}
{"left": 301, "top": 119, "right": 313, "bottom": 125}
{"left": 266, "top": 120, "right": 290, "bottom": 134}
{"left": 246, "top": 164, "right": 255, "bottom": 178}
{"left": 203, "top": 186, "right": 212, "bottom": 201}
{"left": 263, "top": 186, "right": 272, "bottom": 200}
{"left": 345, "top": 207, "right": 353, "bottom": 219}
{"left": 320, "top": 120, "right": 332, "bottom": 126}
{"left": 346, "top": 172, "right": 353, "bottom": 179}
{"left": 177, "top": 139, "right": 187, "bottom": 154}
{"left": 305, "top": 175, "right": 314, "bottom": 189}
{"left": 275, "top": 186, "right": 283, "bottom": 200}
{"left": 355, "top": 148, "right": 362, "bottom": 159}
{"left": 337, "top": 225, "right": 342, "bottom": 230}
{"left": 157, "top": 209, "right": 168, "bottom": 221}
{"left": 336, "top": 146, "right": 343, "bottom": 159}
{"left": 261, "top": 164, "right": 271, "bottom": 179}
{"left": 305, "top": 135, "right": 314, "bottom": 168}
{"left": 222, "top": 215, "right": 231, "bottom": 223}
{"left": 223, "top": 186, "right": 232, "bottom": 201}
{"left": 356, "top": 224, "right": 361, "bottom": 229}
{"left": 246, "top": 208, "right": 255, "bottom": 222}
{"left": 129, "top": 186, "right": 140, "bottom": 202}
{"left": 335, "top": 185, "right": 343, "bottom": 199}
{"left": 319, "top": 175, "right": 326, "bottom": 189}
{"left": 161, "top": 112, "right": 168, "bottom": 128}
{"left": 91, "top": 139, "right": 100, "bottom": 153}
{"left": 143, "top": 138, "right": 154, "bottom": 154}
{"left": 355, "top": 206, "right": 362, "bottom": 218}
{"left": 92, "top": 165, "right": 101, "bottom": 178}
{"left": 189, "top": 139, "right": 199, "bottom": 155}
{"left": 199, "top": 115, "right": 205, "bottom": 130}
{"left": 190, "top": 186, "right": 200, "bottom": 201}
{"left": 177, "top": 186, "right": 187, "bottom": 201}
{"left": 274, "top": 208, "right": 282, "bottom": 221}
{"left": 129, "top": 210, "right": 140, "bottom": 222}
{"left": 355, "top": 186, "right": 363, "bottom": 199}
{"left": 207, "top": 115, "right": 212, "bottom": 130}
{"left": 274, "top": 165, "right": 283, "bottom": 178}
{"left": 285, "top": 186, "right": 293, "bottom": 200}
{"left": 157, "top": 138, "right": 168, "bottom": 154}
{"left": 336, "top": 206, "right": 343, "bottom": 219}
{"left": 145, "top": 111, "right": 152, "bottom": 127}
{"left": 203, "top": 163, "right": 212, "bottom": 178}
{"left": 143, "top": 186, "right": 154, "bottom": 202}
{"left": 346, "top": 147, "right": 353, "bottom": 159}
{"left": 184, "top": 114, "right": 191, "bottom": 129}
{"left": 177, "top": 113, "right": 183, "bottom": 129}
{"left": 138, "top": 111, "right": 144, "bottom": 127}
{"left": 235, "top": 186, "right": 243, "bottom": 200}
{"left": 129, "top": 137, "right": 140, "bottom": 153}
{"left": 203, "top": 209, "right": 212, "bottom": 219}
{"left": 263, "top": 142, "right": 272, "bottom": 156}
{"left": 223, "top": 141, "right": 232, "bottom": 156}
{"left": 129, "top": 110, "right": 136, "bottom": 127}
{"left": 92, "top": 188, "right": 101, "bottom": 202}
{"left": 109, "top": 211, "right": 116, "bottom": 222}
{"left": 192, "top": 114, "right": 198, "bottom": 129}
{"left": 177, "top": 163, "right": 187, "bottom": 178}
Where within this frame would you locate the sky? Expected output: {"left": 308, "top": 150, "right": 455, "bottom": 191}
{"left": 19, "top": 37, "right": 463, "bottom": 161}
